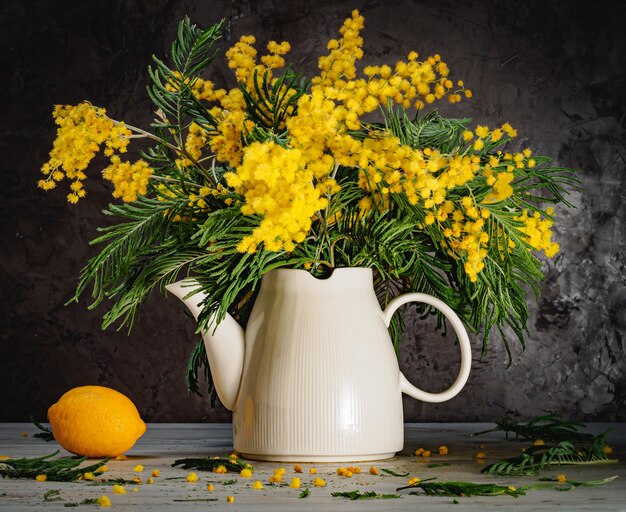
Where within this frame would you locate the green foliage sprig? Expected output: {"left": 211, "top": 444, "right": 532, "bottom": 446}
{"left": 241, "top": 68, "right": 308, "bottom": 134}
{"left": 537, "top": 475, "right": 618, "bottom": 491}
{"left": 472, "top": 414, "right": 596, "bottom": 444}
{"left": 380, "top": 468, "right": 410, "bottom": 477}
{"left": 87, "top": 477, "right": 143, "bottom": 485}
{"left": 482, "top": 438, "right": 617, "bottom": 476}
{"left": 0, "top": 452, "right": 108, "bottom": 481}
{"left": 398, "top": 480, "right": 526, "bottom": 497}
{"left": 29, "top": 415, "right": 55, "bottom": 442}
{"left": 147, "top": 17, "right": 223, "bottom": 137}
{"left": 395, "top": 475, "right": 618, "bottom": 497}
{"left": 331, "top": 490, "right": 402, "bottom": 500}
{"left": 43, "top": 489, "right": 62, "bottom": 502}
{"left": 63, "top": 498, "right": 100, "bottom": 507}
{"left": 476, "top": 414, "right": 617, "bottom": 476}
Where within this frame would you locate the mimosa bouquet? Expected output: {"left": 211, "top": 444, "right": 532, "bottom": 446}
{"left": 39, "top": 11, "right": 576, "bottom": 394}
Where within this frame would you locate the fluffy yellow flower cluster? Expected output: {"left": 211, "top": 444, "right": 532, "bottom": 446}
{"left": 225, "top": 141, "right": 332, "bottom": 252}
{"left": 210, "top": 89, "right": 251, "bottom": 167}
{"left": 165, "top": 71, "right": 226, "bottom": 103}
{"left": 226, "top": 35, "right": 291, "bottom": 86}
{"left": 40, "top": 11, "right": 563, "bottom": 287}
{"left": 189, "top": 37, "right": 295, "bottom": 169}
{"left": 177, "top": 122, "right": 209, "bottom": 169}
{"left": 516, "top": 208, "right": 560, "bottom": 257}
{"left": 312, "top": 11, "right": 470, "bottom": 118}
{"left": 336, "top": 465, "right": 361, "bottom": 477}
{"left": 102, "top": 156, "right": 153, "bottom": 203}
{"left": 164, "top": 74, "right": 233, "bottom": 169}
{"left": 39, "top": 102, "right": 134, "bottom": 203}
{"left": 223, "top": 10, "right": 476, "bottom": 253}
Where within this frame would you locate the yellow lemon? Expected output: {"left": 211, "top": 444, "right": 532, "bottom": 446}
{"left": 48, "top": 385, "right": 146, "bottom": 458}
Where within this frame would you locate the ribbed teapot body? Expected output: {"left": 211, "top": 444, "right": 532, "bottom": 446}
{"left": 232, "top": 268, "right": 404, "bottom": 461}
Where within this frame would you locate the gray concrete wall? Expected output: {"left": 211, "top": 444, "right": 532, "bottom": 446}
{"left": 1, "top": 0, "right": 624, "bottom": 422}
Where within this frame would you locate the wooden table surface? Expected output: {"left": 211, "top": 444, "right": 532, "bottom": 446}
{"left": 0, "top": 423, "right": 624, "bottom": 511}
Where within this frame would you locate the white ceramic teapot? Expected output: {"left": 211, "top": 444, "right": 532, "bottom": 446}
{"left": 167, "top": 267, "right": 471, "bottom": 461}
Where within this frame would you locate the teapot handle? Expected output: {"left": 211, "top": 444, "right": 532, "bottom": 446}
{"left": 382, "top": 293, "right": 472, "bottom": 403}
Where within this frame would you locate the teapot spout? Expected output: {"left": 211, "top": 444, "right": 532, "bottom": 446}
{"left": 165, "top": 279, "right": 244, "bottom": 411}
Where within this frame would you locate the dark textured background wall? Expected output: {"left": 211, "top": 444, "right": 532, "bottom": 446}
{"left": 1, "top": 0, "right": 624, "bottom": 422}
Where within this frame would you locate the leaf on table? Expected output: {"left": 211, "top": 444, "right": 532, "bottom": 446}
{"left": 29, "top": 415, "right": 55, "bottom": 442}
{"left": 0, "top": 452, "right": 108, "bottom": 481}
{"left": 472, "top": 414, "right": 595, "bottom": 444}
{"left": 173, "top": 498, "right": 219, "bottom": 502}
{"left": 482, "top": 439, "right": 618, "bottom": 476}
{"left": 381, "top": 468, "right": 410, "bottom": 477}
{"left": 332, "top": 490, "right": 402, "bottom": 500}
{"left": 63, "top": 498, "right": 99, "bottom": 507}
{"left": 534, "top": 475, "right": 619, "bottom": 492}
{"left": 398, "top": 480, "right": 526, "bottom": 498}
{"left": 43, "top": 489, "right": 63, "bottom": 502}
{"left": 427, "top": 462, "right": 451, "bottom": 468}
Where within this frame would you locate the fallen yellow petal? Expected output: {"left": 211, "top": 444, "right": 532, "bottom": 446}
{"left": 313, "top": 477, "right": 326, "bottom": 487}
{"left": 97, "top": 495, "right": 111, "bottom": 507}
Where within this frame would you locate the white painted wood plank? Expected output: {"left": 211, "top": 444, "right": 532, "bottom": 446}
{"left": 0, "top": 423, "right": 624, "bottom": 511}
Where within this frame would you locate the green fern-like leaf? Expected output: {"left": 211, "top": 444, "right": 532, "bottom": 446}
{"left": 397, "top": 478, "right": 526, "bottom": 497}
{"left": 147, "top": 17, "right": 223, "bottom": 131}
{"left": 473, "top": 414, "right": 595, "bottom": 444}
{"left": 70, "top": 196, "right": 190, "bottom": 314}
{"left": 240, "top": 67, "right": 309, "bottom": 135}
{"left": 482, "top": 440, "right": 616, "bottom": 476}
{"left": 384, "top": 106, "right": 471, "bottom": 152}
{"left": 331, "top": 490, "right": 401, "bottom": 500}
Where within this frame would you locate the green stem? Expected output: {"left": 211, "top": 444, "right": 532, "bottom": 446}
{"left": 557, "top": 459, "right": 619, "bottom": 466}
{"left": 121, "top": 121, "right": 217, "bottom": 187}
{"left": 151, "top": 175, "right": 198, "bottom": 185}
{"left": 471, "top": 427, "right": 499, "bottom": 437}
